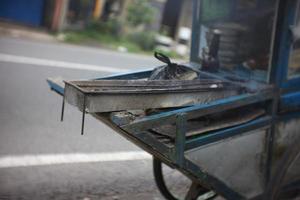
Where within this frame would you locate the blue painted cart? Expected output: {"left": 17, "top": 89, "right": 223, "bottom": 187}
{"left": 47, "top": 0, "right": 300, "bottom": 199}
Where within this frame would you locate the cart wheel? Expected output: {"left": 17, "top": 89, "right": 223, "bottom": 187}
{"left": 153, "top": 157, "right": 216, "bottom": 200}
{"left": 265, "top": 135, "right": 300, "bottom": 200}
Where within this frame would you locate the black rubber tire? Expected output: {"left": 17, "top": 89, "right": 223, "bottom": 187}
{"left": 153, "top": 157, "right": 214, "bottom": 200}
{"left": 153, "top": 157, "right": 178, "bottom": 200}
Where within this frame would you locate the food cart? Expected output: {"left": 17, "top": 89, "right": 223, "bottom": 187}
{"left": 47, "top": 0, "right": 300, "bottom": 199}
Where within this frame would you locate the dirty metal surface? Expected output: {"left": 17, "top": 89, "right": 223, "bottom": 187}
{"left": 272, "top": 118, "right": 300, "bottom": 185}
{"left": 65, "top": 79, "right": 239, "bottom": 94}
{"left": 64, "top": 79, "right": 242, "bottom": 113}
{"left": 150, "top": 108, "right": 265, "bottom": 138}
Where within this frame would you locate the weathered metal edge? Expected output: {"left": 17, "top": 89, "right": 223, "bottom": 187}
{"left": 121, "top": 89, "right": 275, "bottom": 133}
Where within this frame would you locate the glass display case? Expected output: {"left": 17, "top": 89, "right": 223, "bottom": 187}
{"left": 193, "top": 0, "right": 278, "bottom": 82}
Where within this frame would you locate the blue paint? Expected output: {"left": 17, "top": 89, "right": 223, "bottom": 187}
{"left": 190, "top": 0, "right": 201, "bottom": 63}
{"left": 174, "top": 114, "right": 187, "bottom": 166}
{"left": 47, "top": 80, "right": 64, "bottom": 96}
{"left": 274, "top": 0, "right": 300, "bottom": 87}
{"left": 270, "top": 0, "right": 290, "bottom": 85}
{"left": 281, "top": 75, "right": 300, "bottom": 90}
{"left": 281, "top": 91, "right": 300, "bottom": 110}
{"left": 0, "top": 0, "right": 45, "bottom": 26}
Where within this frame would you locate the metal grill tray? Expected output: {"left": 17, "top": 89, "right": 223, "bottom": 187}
{"left": 64, "top": 79, "right": 242, "bottom": 113}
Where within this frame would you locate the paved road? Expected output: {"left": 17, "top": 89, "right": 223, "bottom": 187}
{"left": 0, "top": 37, "right": 190, "bottom": 200}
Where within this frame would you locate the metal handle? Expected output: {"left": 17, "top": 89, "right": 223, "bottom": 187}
{"left": 154, "top": 52, "right": 172, "bottom": 66}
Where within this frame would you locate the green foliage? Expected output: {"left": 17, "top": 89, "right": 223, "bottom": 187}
{"left": 64, "top": 29, "right": 121, "bottom": 45}
{"left": 154, "top": 48, "right": 181, "bottom": 59}
{"left": 86, "top": 18, "right": 122, "bottom": 36}
{"left": 128, "top": 31, "right": 156, "bottom": 51}
{"left": 62, "top": 1, "right": 179, "bottom": 59}
{"left": 126, "top": 0, "right": 156, "bottom": 27}
{"left": 64, "top": 32, "right": 85, "bottom": 43}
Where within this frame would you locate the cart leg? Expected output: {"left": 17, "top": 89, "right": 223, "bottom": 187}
{"left": 60, "top": 94, "right": 65, "bottom": 122}
{"left": 185, "top": 182, "right": 208, "bottom": 200}
{"left": 153, "top": 157, "right": 178, "bottom": 200}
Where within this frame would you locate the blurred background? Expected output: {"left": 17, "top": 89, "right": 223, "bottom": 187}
{"left": 0, "top": 0, "right": 192, "bottom": 199}
{"left": 0, "top": 0, "right": 193, "bottom": 58}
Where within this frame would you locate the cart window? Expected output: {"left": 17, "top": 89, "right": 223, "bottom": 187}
{"left": 288, "top": 1, "right": 300, "bottom": 79}
{"left": 198, "top": 0, "right": 277, "bottom": 81}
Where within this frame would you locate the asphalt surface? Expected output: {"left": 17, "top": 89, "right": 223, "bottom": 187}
{"left": 0, "top": 37, "right": 191, "bottom": 200}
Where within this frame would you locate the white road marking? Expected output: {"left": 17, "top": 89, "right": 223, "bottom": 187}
{"left": 0, "top": 151, "right": 151, "bottom": 168}
{"left": 0, "top": 53, "right": 128, "bottom": 73}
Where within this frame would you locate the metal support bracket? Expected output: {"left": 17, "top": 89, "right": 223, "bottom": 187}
{"left": 174, "top": 113, "right": 187, "bottom": 167}
{"left": 61, "top": 94, "right": 65, "bottom": 122}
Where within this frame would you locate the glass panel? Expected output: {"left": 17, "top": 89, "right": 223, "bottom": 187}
{"left": 198, "top": 0, "right": 277, "bottom": 81}
{"left": 288, "top": 1, "right": 300, "bottom": 79}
